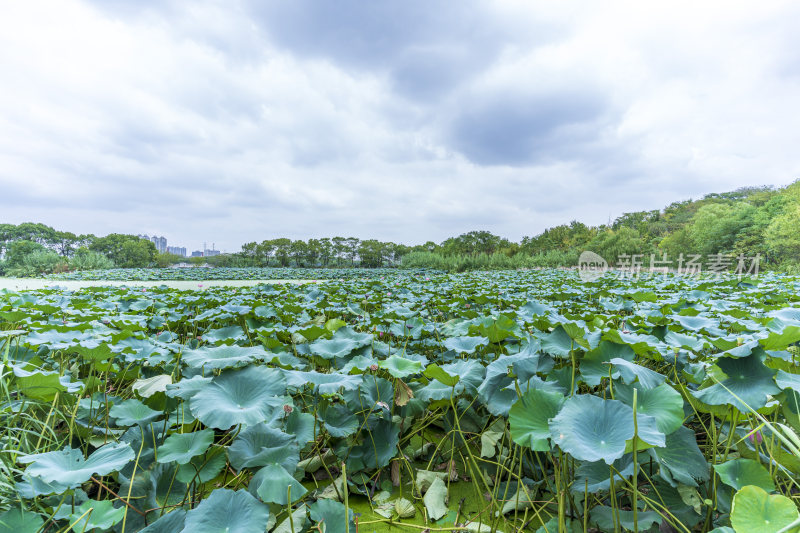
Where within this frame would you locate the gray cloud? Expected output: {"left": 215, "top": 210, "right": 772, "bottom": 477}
{"left": 1, "top": 0, "right": 798, "bottom": 252}
{"left": 446, "top": 90, "right": 610, "bottom": 166}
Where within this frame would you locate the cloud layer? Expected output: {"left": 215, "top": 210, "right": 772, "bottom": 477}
{"left": 1, "top": 0, "right": 798, "bottom": 252}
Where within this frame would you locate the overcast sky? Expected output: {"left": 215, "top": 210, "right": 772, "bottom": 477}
{"left": 1, "top": 1, "right": 798, "bottom": 252}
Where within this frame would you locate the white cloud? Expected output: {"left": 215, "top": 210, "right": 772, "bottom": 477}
{"left": 0, "top": 0, "right": 798, "bottom": 251}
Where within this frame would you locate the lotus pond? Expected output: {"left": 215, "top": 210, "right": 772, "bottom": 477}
{"left": 1, "top": 270, "right": 800, "bottom": 532}
{"left": 46, "top": 267, "right": 437, "bottom": 282}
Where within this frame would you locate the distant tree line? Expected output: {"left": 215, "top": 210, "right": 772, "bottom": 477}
{"left": 2, "top": 180, "right": 799, "bottom": 275}
{"left": 233, "top": 181, "right": 800, "bottom": 272}
{"left": 0, "top": 224, "right": 157, "bottom": 276}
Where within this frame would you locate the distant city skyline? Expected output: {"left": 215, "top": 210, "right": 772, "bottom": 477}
{"left": 137, "top": 234, "right": 227, "bottom": 257}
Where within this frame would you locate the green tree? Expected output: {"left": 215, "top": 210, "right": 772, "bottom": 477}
{"left": 765, "top": 203, "right": 800, "bottom": 265}
{"left": 89, "top": 234, "right": 157, "bottom": 267}
{"left": 4, "top": 240, "right": 47, "bottom": 268}
{"left": 688, "top": 203, "right": 755, "bottom": 256}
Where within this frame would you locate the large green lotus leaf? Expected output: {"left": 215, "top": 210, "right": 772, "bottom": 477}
{"left": 19, "top": 442, "right": 134, "bottom": 488}
{"left": 478, "top": 351, "right": 551, "bottom": 416}
{"left": 221, "top": 303, "right": 252, "bottom": 315}
{"left": 423, "top": 364, "right": 460, "bottom": 387}
{"left": 519, "top": 300, "right": 551, "bottom": 319}
{"left": 252, "top": 463, "right": 308, "bottom": 504}
{"left": 416, "top": 378, "right": 456, "bottom": 403}
{"left": 308, "top": 498, "right": 355, "bottom": 533}
{"left": 574, "top": 455, "right": 634, "bottom": 493}
{"left": 664, "top": 330, "right": 707, "bottom": 352}
{"left": 201, "top": 325, "right": 246, "bottom": 343}
{"left": 649, "top": 426, "right": 710, "bottom": 487}
{"left": 480, "top": 418, "right": 506, "bottom": 458}
{"left": 443, "top": 336, "right": 489, "bottom": 354}
{"left": 54, "top": 499, "right": 125, "bottom": 532}
{"left": 549, "top": 395, "right": 634, "bottom": 464}
{"left": 189, "top": 366, "right": 286, "bottom": 429}
{"left": 294, "top": 325, "right": 328, "bottom": 343}
{"left": 609, "top": 358, "right": 666, "bottom": 389}
{"left": 325, "top": 318, "right": 347, "bottom": 332}
{"left": 322, "top": 404, "right": 358, "bottom": 438}
{"left": 139, "top": 510, "right": 186, "bottom": 532}
{"left": 285, "top": 410, "right": 316, "bottom": 446}
{"left": 627, "top": 412, "right": 666, "bottom": 450}
{"left": 760, "top": 326, "right": 800, "bottom": 351}
{"left": 182, "top": 344, "right": 264, "bottom": 370}
{"left": 333, "top": 327, "right": 373, "bottom": 345}
{"left": 540, "top": 325, "right": 574, "bottom": 357}
{"left": 123, "top": 462, "right": 189, "bottom": 515}
{"left": 580, "top": 341, "right": 634, "bottom": 386}
{"left": 615, "top": 383, "right": 684, "bottom": 435}
{"left": 0, "top": 509, "right": 44, "bottom": 532}
{"left": 284, "top": 370, "right": 362, "bottom": 393}
{"left": 176, "top": 447, "right": 226, "bottom": 484}
{"left": 343, "top": 418, "right": 399, "bottom": 471}
{"left": 730, "top": 485, "right": 800, "bottom": 533}
{"left": 379, "top": 354, "right": 424, "bottom": 378}
{"left": 716, "top": 340, "right": 759, "bottom": 359}
{"left": 157, "top": 429, "right": 214, "bottom": 465}
{"left": 471, "top": 314, "right": 518, "bottom": 343}
{"left": 509, "top": 388, "right": 565, "bottom": 451}
{"left": 715, "top": 459, "right": 776, "bottom": 492}
{"left": 165, "top": 375, "right": 212, "bottom": 400}
{"left": 15, "top": 471, "right": 71, "bottom": 498}
{"left": 768, "top": 308, "right": 800, "bottom": 325}
{"left": 423, "top": 477, "right": 449, "bottom": 521}
{"left": 12, "top": 366, "right": 79, "bottom": 401}
{"left": 672, "top": 314, "right": 718, "bottom": 332}
{"left": 694, "top": 351, "right": 779, "bottom": 412}
{"left": 228, "top": 425, "right": 299, "bottom": 472}
{"left": 359, "top": 376, "right": 394, "bottom": 411}
{"left": 254, "top": 305, "right": 278, "bottom": 318}
{"left": 602, "top": 330, "right": 661, "bottom": 355}
{"left": 110, "top": 398, "right": 162, "bottom": 427}
{"left": 776, "top": 370, "right": 800, "bottom": 393}
{"left": 440, "top": 359, "right": 484, "bottom": 394}
{"left": 310, "top": 338, "right": 359, "bottom": 359}
{"left": 422, "top": 477, "right": 450, "bottom": 520}
{"left": 590, "top": 505, "right": 661, "bottom": 532}
{"left": 181, "top": 489, "right": 270, "bottom": 533}
{"left": 72, "top": 341, "right": 116, "bottom": 362}
{"left": 133, "top": 374, "right": 172, "bottom": 398}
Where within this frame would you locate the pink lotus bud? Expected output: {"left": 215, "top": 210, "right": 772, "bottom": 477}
{"left": 283, "top": 405, "right": 293, "bottom": 414}
{"left": 748, "top": 430, "right": 763, "bottom": 444}
{"left": 370, "top": 364, "right": 379, "bottom": 372}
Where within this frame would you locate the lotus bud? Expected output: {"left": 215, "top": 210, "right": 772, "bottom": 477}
{"left": 737, "top": 337, "right": 744, "bottom": 346}
{"left": 283, "top": 404, "right": 293, "bottom": 414}
{"left": 370, "top": 364, "right": 379, "bottom": 372}
{"left": 394, "top": 498, "right": 416, "bottom": 518}
{"left": 748, "top": 430, "right": 763, "bottom": 444}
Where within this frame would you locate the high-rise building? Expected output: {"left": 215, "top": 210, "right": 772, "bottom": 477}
{"left": 150, "top": 236, "right": 167, "bottom": 253}
{"left": 167, "top": 246, "right": 187, "bottom": 257}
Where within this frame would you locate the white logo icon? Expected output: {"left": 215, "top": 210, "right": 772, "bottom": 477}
{"left": 578, "top": 251, "right": 608, "bottom": 282}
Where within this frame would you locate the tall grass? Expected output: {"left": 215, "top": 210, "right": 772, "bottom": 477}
{"left": 400, "top": 250, "right": 580, "bottom": 272}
